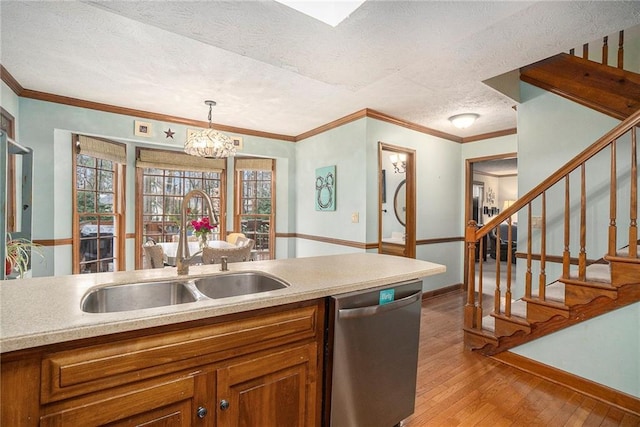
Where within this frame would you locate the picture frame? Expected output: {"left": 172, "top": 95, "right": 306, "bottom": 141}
{"left": 134, "top": 120, "right": 152, "bottom": 137}
{"left": 315, "top": 165, "right": 336, "bottom": 211}
{"left": 231, "top": 136, "right": 243, "bottom": 150}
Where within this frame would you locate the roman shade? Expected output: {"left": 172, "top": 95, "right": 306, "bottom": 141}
{"left": 136, "top": 148, "right": 225, "bottom": 173}
{"left": 76, "top": 135, "right": 126, "bottom": 164}
{"left": 235, "top": 158, "right": 273, "bottom": 171}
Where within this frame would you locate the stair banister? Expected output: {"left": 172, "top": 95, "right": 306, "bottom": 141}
{"left": 465, "top": 107, "right": 640, "bottom": 333}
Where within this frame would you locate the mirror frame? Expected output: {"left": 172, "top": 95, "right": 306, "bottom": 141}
{"left": 393, "top": 179, "right": 406, "bottom": 227}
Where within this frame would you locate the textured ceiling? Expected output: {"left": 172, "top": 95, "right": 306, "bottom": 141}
{"left": 1, "top": 1, "right": 639, "bottom": 139}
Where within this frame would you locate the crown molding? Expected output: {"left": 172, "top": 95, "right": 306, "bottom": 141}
{"left": 461, "top": 128, "right": 517, "bottom": 143}
{"left": 1, "top": 65, "right": 24, "bottom": 95}
{"left": 2, "top": 64, "right": 515, "bottom": 144}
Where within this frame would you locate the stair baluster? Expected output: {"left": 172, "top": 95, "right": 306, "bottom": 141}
{"left": 618, "top": 30, "right": 624, "bottom": 69}
{"left": 630, "top": 129, "right": 637, "bottom": 257}
{"left": 563, "top": 176, "right": 571, "bottom": 279}
{"left": 464, "top": 109, "right": 640, "bottom": 354}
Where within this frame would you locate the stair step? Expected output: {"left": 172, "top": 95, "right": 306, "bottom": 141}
{"left": 482, "top": 314, "right": 495, "bottom": 333}
{"left": 509, "top": 299, "right": 527, "bottom": 317}
{"left": 531, "top": 281, "right": 565, "bottom": 303}
{"left": 568, "top": 263, "right": 611, "bottom": 284}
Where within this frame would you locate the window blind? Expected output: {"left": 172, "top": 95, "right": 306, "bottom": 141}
{"left": 235, "top": 158, "right": 273, "bottom": 171}
{"left": 76, "top": 135, "right": 127, "bottom": 163}
{"left": 136, "top": 148, "right": 225, "bottom": 172}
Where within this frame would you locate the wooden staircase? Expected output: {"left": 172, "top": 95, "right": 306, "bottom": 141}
{"left": 463, "top": 103, "right": 640, "bottom": 356}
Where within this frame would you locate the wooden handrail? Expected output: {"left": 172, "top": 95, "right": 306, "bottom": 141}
{"left": 472, "top": 108, "right": 640, "bottom": 241}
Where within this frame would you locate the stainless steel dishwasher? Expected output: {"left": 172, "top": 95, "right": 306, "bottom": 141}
{"left": 327, "top": 280, "right": 423, "bottom": 427}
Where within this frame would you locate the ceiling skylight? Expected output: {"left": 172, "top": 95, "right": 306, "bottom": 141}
{"left": 275, "top": 0, "right": 367, "bottom": 27}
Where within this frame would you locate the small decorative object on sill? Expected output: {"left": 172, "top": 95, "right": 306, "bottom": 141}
{"left": 191, "top": 217, "right": 214, "bottom": 250}
{"left": 5, "top": 234, "right": 44, "bottom": 279}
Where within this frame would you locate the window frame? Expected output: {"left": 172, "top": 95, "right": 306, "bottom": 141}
{"left": 72, "top": 135, "right": 126, "bottom": 274}
{"left": 1, "top": 107, "right": 16, "bottom": 233}
{"left": 234, "top": 158, "right": 275, "bottom": 260}
{"left": 135, "top": 147, "right": 227, "bottom": 269}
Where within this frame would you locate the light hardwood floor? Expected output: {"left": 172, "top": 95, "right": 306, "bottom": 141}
{"left": 403, "top": 290, "right": 640, "bottom": 426}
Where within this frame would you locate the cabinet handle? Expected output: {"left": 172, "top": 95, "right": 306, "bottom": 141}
{"left": 196, "top": 406, "right": 208, "bottom": 418}
{"left": 219, "top": 399, "right": 230, "bottom": 411}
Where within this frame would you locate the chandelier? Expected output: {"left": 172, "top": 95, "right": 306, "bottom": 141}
{"left": 184, "top": 100, "right": 236, "bottom": 158}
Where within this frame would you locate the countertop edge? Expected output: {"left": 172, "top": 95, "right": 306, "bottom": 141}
{"left": 1, "top": 254, "right": 446, "bottom": 353}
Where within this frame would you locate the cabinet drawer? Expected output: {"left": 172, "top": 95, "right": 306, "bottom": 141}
{"left": 41, "top": 376, "right": 194, "bottom": 427}
{"left": 42, "top": 303, "right": 320, "bottom": 403}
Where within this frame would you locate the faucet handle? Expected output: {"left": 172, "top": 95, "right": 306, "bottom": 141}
{"left": 220, "top": 256, "right": 228, "bottom": 272}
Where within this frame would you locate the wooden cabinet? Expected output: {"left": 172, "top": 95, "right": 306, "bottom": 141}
{"left": 1, "top": 300, "right": 324, "bottom": 427}
{"left": 40, "top": 376, "right": 197, "bottom": 427}
{"left": 217, "top": 344, "right": 317, "bottom": 427}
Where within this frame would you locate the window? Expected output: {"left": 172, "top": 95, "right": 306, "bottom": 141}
{"left": 73, "top": 135, "right": 126, "bottom": 274}
{"left": 235, "top": 158, "right": 275, "bottom": 260}
{"left": 136, "top": 148, "right": 226, "bottom": 268}
{"left": 1, "top": 108, "right": 16, "bottom": 233}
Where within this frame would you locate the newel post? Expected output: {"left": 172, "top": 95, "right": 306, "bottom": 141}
{"left": 464, "top": 220, "right": 478, "bottom": 329}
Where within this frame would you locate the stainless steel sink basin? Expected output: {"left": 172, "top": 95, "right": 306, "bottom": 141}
{"left": 81, "top": 280, "right": 197, "bottom": 313}
{"left": 193, "top": 272, "right": 288, "bottom": 299}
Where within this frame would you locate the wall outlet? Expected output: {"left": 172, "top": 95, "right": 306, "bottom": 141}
{"left": 351, "top": 212, "right": 359, "bottom": 223}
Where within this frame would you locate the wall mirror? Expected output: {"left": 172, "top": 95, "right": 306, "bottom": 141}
{"left": 394, "top": 179, "right": 406, "bottom": 227}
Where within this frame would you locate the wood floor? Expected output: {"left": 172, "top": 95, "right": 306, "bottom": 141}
{"left": 403, "top": 290, "right": 640, "bottom": 427}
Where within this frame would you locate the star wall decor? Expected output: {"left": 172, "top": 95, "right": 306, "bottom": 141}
{"left": 164, "top": 128, "right": 175, "bottom": 139}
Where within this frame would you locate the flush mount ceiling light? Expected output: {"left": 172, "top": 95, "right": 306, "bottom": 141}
{"left": 274, "top": 0, "right": 366, "bottom": 27}
{"left": 389, "top": 153, "right": 406, "bottom": 174}
{"left": 184, "top": 100, "right": 236, "bottom": 159}
{"left": 449, "top": 113, "right": 480, "bottom": 129}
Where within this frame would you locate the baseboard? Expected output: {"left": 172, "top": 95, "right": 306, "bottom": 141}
{"left": 422, "top": 283, "right": 463, "bottom": 301}
{"left": 493, "top": 351, "right": 640, "bottom": 416}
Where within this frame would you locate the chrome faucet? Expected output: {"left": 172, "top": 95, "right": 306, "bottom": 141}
{"left": 220, "top": 256, "right": 228, "bottom": 272}
{"left": 176, "top": 189, "right": 219, "bottom": 275}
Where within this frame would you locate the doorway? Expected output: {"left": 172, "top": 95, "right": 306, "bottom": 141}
{"left": 464, "top": 153, "right": 518, "bottom": 288}
{"left": 378, "top": 142, "right": 416, "bottom": 258}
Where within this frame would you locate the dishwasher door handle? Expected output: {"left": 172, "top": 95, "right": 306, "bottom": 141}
{"left": 337, "top": 290, "right": 421, "bottom": 319}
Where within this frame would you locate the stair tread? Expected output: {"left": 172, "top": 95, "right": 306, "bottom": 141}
{"left": 482, "top": 315, "right": 495, "bottom": 332}
{"left": 616, "top": 247, "right": 639, "bottom": 258}
{"left": 568, "top": 263, "right": 611, "bottom": 283}
{"left": 531, "top": 281, "right": 565, "bottom": 303}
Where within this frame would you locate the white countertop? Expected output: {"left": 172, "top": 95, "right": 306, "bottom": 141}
{"left": 0, "top": 253, "right": 445, "bottom": 353}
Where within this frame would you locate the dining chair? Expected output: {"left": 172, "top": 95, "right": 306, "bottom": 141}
{"left": 142, "top": 244, "right": 165, "bottom": 269}
{"left": 202, "top": 244, "right": 253, "bottom": 265}
{"left": 226, "top": 232, "right": 246, "bottom": 245}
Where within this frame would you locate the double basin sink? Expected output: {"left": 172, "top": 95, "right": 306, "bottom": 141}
{"left": 81, "top": 272, "right": 289, "bottom": 313}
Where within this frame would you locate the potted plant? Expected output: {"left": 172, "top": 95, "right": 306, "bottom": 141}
{"left": 5, "top": 234, "right": 44, "bottom": 278}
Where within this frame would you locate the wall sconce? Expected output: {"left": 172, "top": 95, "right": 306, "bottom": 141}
{"left": 389, "top": 153, "right": 406, "bottom": 174}
{"left": 448, "top": 113, "right": 479, "bottom": 129}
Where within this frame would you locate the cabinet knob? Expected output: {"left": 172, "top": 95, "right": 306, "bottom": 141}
{"left": 219, "top": 399, "right": 230, "bottom": 411}
{"left": 196, "top": 406, "right": 208, "bottom": 418}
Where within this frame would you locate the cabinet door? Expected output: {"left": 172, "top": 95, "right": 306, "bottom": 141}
{"left": 40, "top": 376, "right": 195, "bottom": 427}
{"left": 216, "top": 344, "right": 317, "bottom": 427}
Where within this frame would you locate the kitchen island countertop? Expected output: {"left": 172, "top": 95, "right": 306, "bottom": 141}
{"left": 0, "top": 253, "right": 445, "bottom": 353}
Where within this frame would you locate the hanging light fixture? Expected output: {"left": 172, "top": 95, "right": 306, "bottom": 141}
{"left": 448, "top": 113, "right": 479, "bottom": 129}
{"left": 184, "top": 100, "right": 236, "bottom": 158}
{"left": 389, "top": 153, "right": 406, "bottom": 174}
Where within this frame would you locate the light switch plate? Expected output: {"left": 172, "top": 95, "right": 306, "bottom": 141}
{"left": 351, "top": 212, "right": 359, "bottom": 223}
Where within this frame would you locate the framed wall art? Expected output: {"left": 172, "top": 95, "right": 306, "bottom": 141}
{"left": 315, "top": 165, "right": 336, "bottom": 211}
{"left": 231, "top": 136, "right": 243, "bottom": 150}
{"left": 134, "top": 120, "right": 152, "bottom": 137}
